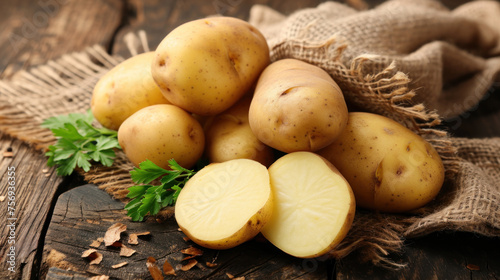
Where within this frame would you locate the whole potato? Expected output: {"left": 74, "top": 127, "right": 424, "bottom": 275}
{"left": 151, "top": 17, "right": 270, "bottom": 116}
{"left": 317, "top": 112, "right": 445, "bottom": 213}
{"left": 248, "top": 59, "right": 348, "bottom": 153}
{"left": 118, "top": 104, "right": 204, "bottom": 169}
{"left": 91, "top": 52, "right": 170, "bottom": 130}
{"left": 204, "top": 96, "right": 275, "bottom": 166}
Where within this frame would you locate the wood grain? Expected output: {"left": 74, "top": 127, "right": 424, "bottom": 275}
{"left": 0, "top": 1, "right": 123, "bottom": 278}
{"left": 0, "top": 132, "right": 63, "bottom": 279}
{"left": 335, "top": 232, "right": 500, "bottom": 279}
{"left": 0, "top": 0, "right": 124, "bottom": 79}
{"left": 111, "top": 0, "right": 336, "bottom": 57}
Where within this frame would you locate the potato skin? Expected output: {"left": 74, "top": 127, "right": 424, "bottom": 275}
{"left": 248, "top": 59, "right": 348, "bottom": 153}
{"left": 118, "top": 104, "right": 204, "bottom": 169}
{"left": 179, "top": 191, "right": 273, "bottom": 250}
{"left": 204, "top": 96, "right": 275, "bottom": 167}
{"left": 317, "top": 112, "right": 445, "bottom": 213}
{"left": 152, "top": 17, "right": 270, "bottom": 116}
{"left": 91, "top": 52, "right": 170, "bottom": 130}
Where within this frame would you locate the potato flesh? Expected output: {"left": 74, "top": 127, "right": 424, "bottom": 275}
{"left": 262, "top": 152, "right": 355, "bottom": 258}
{"left": 175, "top": 159, "right": 271, "bottom": 245}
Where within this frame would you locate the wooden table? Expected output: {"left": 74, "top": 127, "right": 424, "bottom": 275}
{"left": 1, "top": 0, "right": 499, "bottom": 279}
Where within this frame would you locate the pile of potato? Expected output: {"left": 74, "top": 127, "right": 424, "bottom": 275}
{"left": 91, "top": 17, "right": 445, "bottom": 258}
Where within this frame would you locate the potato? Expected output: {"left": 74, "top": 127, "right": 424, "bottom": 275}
{"left": 317, "top": 112, "right": 445, "bottom": 213}
{"left": 175, "top": 159, "right": 273, "bottom": 249}
{"left": 204, "top": 96, "right": 275, "bottom": 166}
{"left": 152, "top": 17, "right": 270, "bottom": 116}
{"left": 91, "top": 52, "right": 170, "bottom": 130}
{"left": 248, "top": 59, "right": 348, "bottom": 153}
{"left": 118, "top": 104, "right": 204, "bottom": 169}
{"left": 261, "top": 152, "right": 355, "bottom": 258}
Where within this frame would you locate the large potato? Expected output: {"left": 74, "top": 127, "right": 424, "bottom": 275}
{"left": 175, "top": 159, "right": 273, "bottom": 249}
{"left": 91, "top": 52, "right": 170, "bottom": 130}
{"left": 248, "top": 59, "right": 348, "bottom": 153}
{"left": 118, "top": 104, "right": 204, "bottom": 169}
{"left": 152, "top": 17, "right": 270, "bottom": 116}
{"left": 317, "top": 112, "right": 445, "bottom": 213}
{"left": 204, "top": 96, "right": 275, "bottom": 166}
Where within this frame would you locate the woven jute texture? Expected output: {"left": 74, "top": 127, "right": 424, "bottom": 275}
{"left": 0, "top": 0, "right": 499, "bottom": 267}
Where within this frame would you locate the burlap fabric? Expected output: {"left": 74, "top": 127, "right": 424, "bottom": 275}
{"left": 0, "top": 0, "right": 499, "bottom": 267}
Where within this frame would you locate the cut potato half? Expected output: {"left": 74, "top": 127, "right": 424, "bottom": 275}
{"left": 175, "top": 159, "right": 273, "bottom": 249}
{"left": 262, "top": 152, "right": 355, "bottom": 258}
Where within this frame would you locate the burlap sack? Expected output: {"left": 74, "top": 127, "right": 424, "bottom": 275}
{"left": 0, "top": 0, "right": 499, "bottom": 267}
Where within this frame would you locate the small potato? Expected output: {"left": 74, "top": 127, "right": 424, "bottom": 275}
{"left": 175, "top": 159, "right": 273, "bottom": 249}
{"left": 317, "top": 112, "right": 445, "bottom": 213}
{"left": 248, "top": 59, "right": 348, "bottom": 153}
{"left": 91, "top": 52, "right": 170, "bottom": 130}
{"left": 152, "top": 17, "right": 270, "bottom": 116}
{"left": 118, "top": 104, "right": 204, "bottom": 169}
{"left": 204, "top": 96, "right": 275, "bottom": 167}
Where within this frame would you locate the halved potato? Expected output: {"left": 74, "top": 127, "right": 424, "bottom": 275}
{"left": 175, "top": 159, "right": 273, "bottom": 249}
{"left": 262, "top": 152, "right": 355, "bottom": 258}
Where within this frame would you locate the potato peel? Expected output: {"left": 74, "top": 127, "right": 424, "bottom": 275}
{"left": 81, "top": 249, "right": 103, "bottom": 265}
{"left": 119, "top": 245, "right": 136, "bottom": 257}
{"left": 180, "top": 259, "right": 198, "bottom": 271}
{"left": 128, "top": 231, "right": 151, "bottom": 245}
{"left": 104, "top": 223, "right": 127, "bottom": 246}
{"left": 180, "top": 246, "right": 203, "bottom": 256}
{"left": 112, "top": 262, "right": 128, "bottom": 269}
{"left": 90, "top": 237, "right": 104, "bottom": 248}
{"left": 146, "top": 257, "right": 164, "bottom": 280}
{"left": 163, "top": 259, "right": 176, "bottom": 276}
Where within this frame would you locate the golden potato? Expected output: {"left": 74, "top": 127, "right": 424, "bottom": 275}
{"left": 151, "top": 17, "right": 270, "bottom": 116}
{"left": 317, "top": 112, "right": 445, "bottom": 213}
{"left": 262, "top": 152, "right": 355, "bottom": 258}
{"left": 118, "top": 104, "right": 204, "bottom": 169}
{"left": 175, "top": 159, "right": 273, "bottom": 249}
{"left": 91, "top": 52, "right": 170, "bottom": 130}
{"left": 248, "top": 58, "right": 348, "bottom": 153}
{"left": 204, "top": 96, "right": 275, "bottom": 166}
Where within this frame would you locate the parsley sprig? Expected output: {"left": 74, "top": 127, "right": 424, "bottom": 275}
{"left": 125, "top": 159, "right": 196, "bottom": 221}
{"left": 42, "top": 110, "right": 121, "bottom": 176}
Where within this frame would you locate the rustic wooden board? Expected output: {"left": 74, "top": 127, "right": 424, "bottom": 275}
{"left": 336, "top": 232, "right": 500, "bottom": 279}
{"left": 0, "top": 132, "right": 63, "bottom": 279}
{"left": 42, "top": 184, "right": 328, "bottom": 279}
{"left": 0, "top": 1, "right": 124, "bottom": 278}
{"left": 0, "top": 0, "right": 124, "bottom": 79}
{"left": 111, "top": 0, "right": 339, "bottom": 57}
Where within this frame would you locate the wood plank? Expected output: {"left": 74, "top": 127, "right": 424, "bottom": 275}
{"left": 42, "top": 184, "right": 328, "bottom": 279}
{"left": 0, "top": 132, "right": 64, "bottom": 279}
{"left": 0, "top": 0, "right": 124, "bottom": 79}
{"left": 111, "top": 0, "right": 336, "bottom": 57}
{"left": 335, "top": 232, "right": 500, "bottom": 279}
{"left": 0, "top": 0, "right": 124, "bottom": 278}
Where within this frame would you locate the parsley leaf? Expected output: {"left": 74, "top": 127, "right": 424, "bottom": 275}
{"left": 42, "top": 110, "right": 121, "bottom": 176}
{"left": 125, "top": 159, "right": 196, "bottom": 221}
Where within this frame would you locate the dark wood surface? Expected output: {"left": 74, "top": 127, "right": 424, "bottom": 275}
{"left": 0, "top": 0, "right": 499, "bottom": 279}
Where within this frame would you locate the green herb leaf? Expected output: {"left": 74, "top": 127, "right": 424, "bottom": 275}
{"left": 125, "top": 159, "right": 196, "bottom": 221}
{"left": 43, "top": 110, "right": 121, "bottom": 176}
